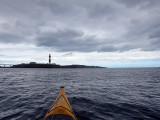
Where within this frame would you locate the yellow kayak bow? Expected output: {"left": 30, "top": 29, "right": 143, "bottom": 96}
{"left": 42, "top": 87, "right": 77, "bottom": 120}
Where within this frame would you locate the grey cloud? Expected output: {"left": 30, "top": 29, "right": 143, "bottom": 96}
{"left": 37, "top": 0, "right": 77, "bottom": 16}
{"left": 62, "top": 53, "right": 73, "bottom": 57}
{"left": 116, "top": 0, "right": 146, "bottom": 8}
{"left": 88, "top": 3, "right": 118, "bottom": 19}
{"left": 0, "top": 21, "right": 36, "bottom": 44}
{"left": 36, "top": 28, "right": 142, "bottom": 52}
{"left": 36, "top": 29, "right": 100, "bottom": 52}
{"left": 0, "top": 0, "right": 160, "bottom": 52}
{"left": 149, "top": 28, "right": 160, "bottom": 39}
{"left": 141, "top": 43, "right": 160, "bottom": 51}
{"left": 0, "top": 0, "right": 41, "bottom": 18}
{"left": 142, "top": 39, "right": 160, "bottom": 51}
{"left": 0, "top": 32, "right": 23, "bottom": 43}
{"left": 116, "top": 0, "right": 160, "bottom": 11}
{"left": 98, "top": 45, "right": 117, "bottom": 52}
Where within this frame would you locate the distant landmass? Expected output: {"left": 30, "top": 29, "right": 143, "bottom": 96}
{"left": 0, "top": 54, "right": 105, "bottom": 68}
{"left": 10, "top": 62, "right": 105, "bottom": 68}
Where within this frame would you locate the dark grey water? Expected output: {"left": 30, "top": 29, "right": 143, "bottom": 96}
{"left": 0, "top": 68, "right": 160, "bottom": 120}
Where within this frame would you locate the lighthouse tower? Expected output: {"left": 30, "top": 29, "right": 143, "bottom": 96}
{"left": 49, "top": 54, "right": 51, "bottom": 64}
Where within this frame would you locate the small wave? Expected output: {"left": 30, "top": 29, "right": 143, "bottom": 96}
{"left": 0, "top": 68, "right": 160, "bottom": 120}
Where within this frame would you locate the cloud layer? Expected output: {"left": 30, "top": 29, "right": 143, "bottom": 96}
{"left": 0, "top": 0, "right": 160, "bottom": 52}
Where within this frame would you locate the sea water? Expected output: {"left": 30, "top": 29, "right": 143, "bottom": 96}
{"left": 0, "top": 68, "right": 160, "bottom": 120}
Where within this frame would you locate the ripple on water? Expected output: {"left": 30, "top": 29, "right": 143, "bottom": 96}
{"left": 0, "top": 68, "right": 160, "bottom": 120}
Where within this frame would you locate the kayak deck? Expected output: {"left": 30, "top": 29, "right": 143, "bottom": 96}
{"left": 42, "top": 87, "right": 77, "bottom": 120}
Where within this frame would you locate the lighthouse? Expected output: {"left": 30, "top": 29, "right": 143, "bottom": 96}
{"left": 49, "top": 54, "right": 51, "bottom": 64}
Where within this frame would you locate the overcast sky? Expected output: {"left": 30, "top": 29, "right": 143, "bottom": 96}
{"left": 0, "top": 0, "right": 160, "bottom": 67}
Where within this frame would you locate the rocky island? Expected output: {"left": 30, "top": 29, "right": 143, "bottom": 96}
{"left": 1, "top": 54, "right": 105, "bottom": 68}
{"left": 11, "top": 62, "right": 104, "bottom": 68}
